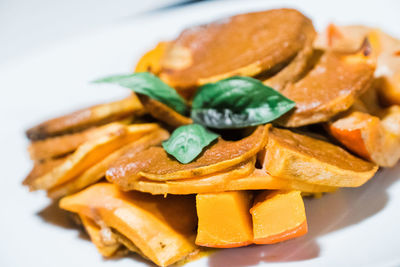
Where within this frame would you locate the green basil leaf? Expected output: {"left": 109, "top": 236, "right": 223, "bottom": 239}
{"left": 191, "top": 76, "right": 296, "bottom": 128}
{"left": 93, "top": 72, "right": 188, "bottom": 115}
{"left": 162, "top": 124, "right": 219, "bottom": 164}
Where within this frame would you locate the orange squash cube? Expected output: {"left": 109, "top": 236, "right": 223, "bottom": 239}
{"left": 250, "top": 190, "right": 307, "bottom": 244}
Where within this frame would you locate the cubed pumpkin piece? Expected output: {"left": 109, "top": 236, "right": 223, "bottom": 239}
{"left": 195, "top": 191, "right": 253, "bottom": 248}
{"left": 327, "top": 106, "right": 400, "bottom": 167}
{"left": 250, "top": 190, "right": 307, "bottom": 244}
{"left": 60, "top": 183, "right": 197, "bottom": 267}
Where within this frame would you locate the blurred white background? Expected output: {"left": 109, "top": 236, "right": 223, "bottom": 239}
{"left": 0, "top": 0, "right": 205, "bottom": 66}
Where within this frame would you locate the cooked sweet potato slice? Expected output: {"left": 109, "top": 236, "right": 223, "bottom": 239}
{"left": 135, "top": 42, "right": 169, "bottom": 74}
{"left": 250, "top": 190, "right": 307, "bottom": 244}
{"left": 314, "top": 24, "right": 371, "bottom": 52}
{"left": 261, "top": 127, "right": 378, "bottom": 187}
{"left": 328, "top": 106, "right": 400, "bottom": 167}
{"left": 118, "top": 158, "right": 255, "bottom": 193}
{"left": 107, "top": 125, "right": 269, "bottom": 184}
{"left": 138, "top": 95, "right": 192, "bottom": 127}
{"left": 26, "top": 94, "right": 144, "bottom": 140}
{"left": 316, "top": 24, "right": 400, "bottom": 106}
{"left": 28, "top": 123, "right": 160, "bottom": 191}
{"left": 160, "top": 9, "right": 315, "bottom": 90}
{"left": 195, "top": 191, "right": 253, "bottom": 248}
{"left": 60, "top": 183, "right": 198, "bottom": 267}
{"left": 28, "top": 121, "right": 131, "bottom": 161}
{"left": 47, "top": 128, "right": 169, "bottom": 198}
{"left": 277, "top": 49, "right": 375, "bottom": 127}
{"left": 23, "top": 157, "right": 67, "bottom": 186}
{"left": 125, "top": 164, "right": 336, "bottom": 195}
{"left": 79, "top": 214, "right": 121, "bottom": 257}
{"left": 263, "top": 23, "right": 316, "bottom": 91}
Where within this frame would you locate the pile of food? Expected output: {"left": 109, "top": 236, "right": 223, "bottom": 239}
{"left": 24, "top": 8, "right": 400, "bottom": 267}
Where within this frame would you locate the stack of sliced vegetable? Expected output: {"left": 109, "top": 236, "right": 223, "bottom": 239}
{"left": 24, "top": 8, "right": 400, "bottom": 267}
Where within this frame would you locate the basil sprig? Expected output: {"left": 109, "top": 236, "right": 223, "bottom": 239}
{"left": 162, "top": 124, "right": 219, "bottom": 164}
{"left": 93, "top": 72, "right": 188, "bottom": 115}
{"left": 191, "top": 76, "right": 295, "bottom": 128}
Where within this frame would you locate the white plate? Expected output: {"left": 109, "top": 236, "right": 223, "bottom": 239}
{"left": 1, "top": 0, "right": 400, "bottom": 266}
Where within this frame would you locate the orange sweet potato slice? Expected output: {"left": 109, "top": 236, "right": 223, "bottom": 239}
{"left": 277, "top": 49, "right": 375, "bottom": 127}
{"left": 314, "top": 24, "right": 371, "bottom": 52}
{"left": 263, "top": 23, "right": 316, "bottom": 91}
{"left": 28, "top": 120, "right": 131, "bottom": 161}
{"left": 120, "top": 158, "right": 255, "bottom": 194}
{"left": 328, "top": 106, "right": 400, "bottom": 167}
{"left": 106, "top": 125, "right": 269, "bottom": 183}
{"left": 47, "top": 128, "right": 170, "bottom": 198}
{"left": 160, "top": 9, "right": 315, "bottom": 90}
{"left": 261, "top": 127, "right": 378, "bottom": 187}
{"left": 60, "top": 183, "right": 197, "bottom": 267}
{"left": 250, "top": 190, "right": 307, "bottom": 244}
{"left": 79, "top": 214, "right": 121, "bottom": 257}
{"left": 135, "top": 42, "right": 169, "bottom": 74}
{"left": 125, "top": 163, "right": 336, "bottom": 195}
{"left": 28, "top": 123, "right": 160, "bottom": 191}
{"left": 195, "top": 191, "right": 253, "bottom": 248}
{"left": 26, "top": 94, "right": 144, "bottom": 140}
{"left": 23, "top": 157, "right": 67, "bottom": 186}
{"left": 137, "top": 95, "right": 192, "bottom": 127}
{"left": 315, "top": 24, "right": 400, "bottom": 106}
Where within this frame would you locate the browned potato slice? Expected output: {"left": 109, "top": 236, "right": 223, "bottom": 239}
{"left": 23, "top": 157, "right": 67, "bottom": 186}
{"left": 48, "top": 128, "right": 170, "bottom": 198}
{"left": 328, "top": 106, "right": 400, "bottom": 167}
{"left": 112, "top": 157, "right": 255, "bottom": 193}
{"left": 26, "top": 94, "right": 144, "bottom": 140}
{"left": 106, "top": 125, "right": 269, "bottom": 184}
{"left": 260, "top": 127, "right": 378, "bottom": 187}
{"left": 263, "top": 23, "right": 316, "bottom": 91}
{"left": 28, "top": 123, "right": 160, "bottom": 191}
{"left": 314, "top": 24, "right": 370, "bottom": 52}
{"left": 79, "top": 214, "right": 122, "bottom": 257}
{"left": 124, "top": 160, "right": 336, "bottom": 195}
{"left": 138, "top": 95, "right": 192, "bottom": 127}
{"left": 160, "top": 9, "right": 315, "bottom": 91}
{"left": 315, "top": 24, "right": 400, "bottom": 106}
{"left": 277, "top": 49, "right": 375, "bottom": 127}
{"left": 28, "top": 120, "right": 131, "bottom": 161}
{"left": 60, "top": 183, "right": 198, "bottom": 267}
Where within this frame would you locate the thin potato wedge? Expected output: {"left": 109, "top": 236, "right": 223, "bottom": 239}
{"left": 28, "top": 123, "right": 160, "bottom": 191}
{"left": 79, "top": 214, "right": 121, "bottom": 257}
{"left": 125, "top": 166, "right": 336, "bottom": 195}
{"left": 60, "top": 183, "right": 198, "bottom": 267}
{"left": 261, "top": 127, "right": 378, "bottom": 187}
{"left": 115, "top": 158, "right": 256, "bottom": 193}
{"left": 26, "top": 95, "right": 144, "bottom": 140}
{"left": 106, "top": 125, "right": 269, "bottom": 183}
{"left": 28, "top": 120, "right": 131, "bottom": 161}
{"left": 48, "top": 128, "right": 170, "bottom": 198}
{"left": 23, "top": 157, "right": 67, "bottom": 186}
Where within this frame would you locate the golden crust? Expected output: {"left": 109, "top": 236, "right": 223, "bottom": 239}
{"left": 26, "top": 95, "right": 144, "bottom": 140}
